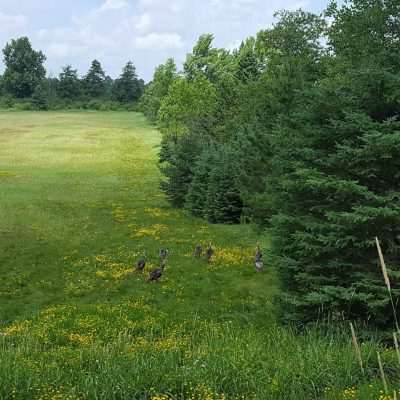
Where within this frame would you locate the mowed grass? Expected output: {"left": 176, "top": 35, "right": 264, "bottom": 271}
{"left": 0, "top": 112, "right": 397, "bottom": 400}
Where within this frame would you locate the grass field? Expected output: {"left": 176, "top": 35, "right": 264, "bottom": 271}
{"left": 0, "top": 112, "right": 397, "bottom": 400}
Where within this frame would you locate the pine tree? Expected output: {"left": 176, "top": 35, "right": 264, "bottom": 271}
{"left": 232, "top": 122, "right": 273, "bottom": 225}
{"left": 205, "top": 147, "right": 243, "bottom": 224}
{"left": 159, "top": 133, "right": 203, "bottom": 208}
{"left": 185, "top": 147, "right": 216, "bottom": 217}
{"left": 84, "top": 60, "right": 106, "bottom": 98}
{"left": 113, "top": 61, "right": 142, "bottom": 103}
{"left": 31, "top": 82, "right": 49, "bottom": 110}
{"left": 268, "top": 0, "right": 400, "bottom": 325}
{"left": 58, "top": 65, "right": 81, "bottom": 101}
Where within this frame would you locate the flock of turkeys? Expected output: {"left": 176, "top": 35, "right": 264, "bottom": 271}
{"left": 135, "top": 243, "right": 264, "bottom": 282}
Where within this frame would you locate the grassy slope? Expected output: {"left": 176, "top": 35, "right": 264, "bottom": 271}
{"left": 0, "top": 112, "right": 395, "bottom": 400}
{"left": 0, "top": 111, "right": 275, "bottom": 321}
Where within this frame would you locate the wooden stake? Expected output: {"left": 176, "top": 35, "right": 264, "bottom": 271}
{"left": 350, "top": 322, "right": 364, "bottom": 375}
{"left": 377, "top": 351, "right": 388, "bottom": 394}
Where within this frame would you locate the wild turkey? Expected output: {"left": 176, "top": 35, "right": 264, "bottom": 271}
{"left": 194, "top": 244, "right": 203, "bottom": 258}
{"left": 136, "top": 252, "right": 146, "bottom": 272}
{"left": 159, "top": 248, "right": 169, "bottom": 261}
{"left": 205, "top": 243, "right": 214, "bottom": 263}
{"left": 148, "top": 259, "right": 166, "bottom": 282}
{"left": 254, "top": 245, "right": 264, "bottom": 272}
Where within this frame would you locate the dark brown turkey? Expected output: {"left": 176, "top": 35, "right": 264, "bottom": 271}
{"left": 194, "top": 244, "right": 203, "bottom": 258}
{"left": 136, "top": 252, "right": 146, "bottom": 272}
{"left": 148, "top": 259, "right": 166, "bottom": 282}
{"left": 205, "top": 243, "right": 214, "bottom": 263}
{"left": 254, "top": 245, "right": 263, "bottom": 272}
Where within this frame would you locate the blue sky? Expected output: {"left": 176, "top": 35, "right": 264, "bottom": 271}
{"left": 0, "top": 0, "right": 337, "bottom": 81}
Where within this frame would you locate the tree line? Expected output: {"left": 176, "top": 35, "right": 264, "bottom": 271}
{"left": 0, "top": 37, "right": 144, "bottom": 110}
{"left": 141, "top": 0, "right": 400, "bottom": 328}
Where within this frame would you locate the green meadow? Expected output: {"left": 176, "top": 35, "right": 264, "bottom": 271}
{"left": 0, "top": 112, "right": 397, "bottom": 400}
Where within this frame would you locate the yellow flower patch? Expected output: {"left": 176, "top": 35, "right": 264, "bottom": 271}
{"left": 35, "top": 385, "right": 82, "bottom": 400}
{"left": 144, "top": 207, "right": 171, "bottom": 218}
{"left": 3, "top": 320, "right": 30, "bottom": 337}
{"left": 210, "top": 247, "right": 252, "bottom": 269}
{"left": 134, "top": 224, "right": 168, "bottom": 240}
{"left": 68, "top": 332, "right": 92, "bottom": 346}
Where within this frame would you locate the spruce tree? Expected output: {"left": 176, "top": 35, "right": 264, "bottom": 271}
{"left": 205, "top": 147, "right": 243, "bottom": 224}
{"left": 31, "top": 82, "right": 49, "bottom": 110}
{"left": 84, "top": 60, "right": 106, "bottom": 98}
{"left": 113, "top": 61, "right": 142, "bottom": 103}
{"left": 159, "top": 133, "right": 203, "bottom": 208}
{"left": 268, "top": 0, "right": 400, "bottom": 326}
{"left": 58, "top": 65, "right": 81, "bottom": 101}
{"left": 185, "top": 147, "right": 216, "bottom": 217}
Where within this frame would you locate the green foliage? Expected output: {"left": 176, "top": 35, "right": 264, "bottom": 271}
{"left": 205, "top": 147, "right": 243, "bottom": 224}
{"left": 157, "top": 74, "right": 220, "bottom": 207}
{"left": 84, "top": 59, "right": 107, "bottom": 98}
{"left": 158, "top": 75, "right": 219, "bottom": 139}
{"left": 159, "top": 132, "right": 204, "bottom": 207}
{"left": 0, "top": 94, "right": 14, "bottom": 109}
{"left": 140, "top": 58, "right": 177, "bottom": 122}
{"left": 143, "top": 0, "right": 400, "bottom": 328}
{"left": 113, "top": 61, "right": 144, "bottom": 104}
{"left": 232, "top": 122, "right": 273, "bottom": 225}
{"left": 185, "top": 147, "right": 215, "bottom": 217}
{"left": 2, "top": 37, "right": 46, "bottom": 98}
{"left": 186, "top": 145, "right": 243, "bottom": 224}
{"left": 58, "top": 65, "right": 81, "bottom": 101}
{"left": 0, "top": 40, "right": 145, "bottom": 109}
{"left": 31, "top": 82, "right": 50, "bottom": 110}
{"left": 266, "top": 0, "right": 400, "bottom": 325}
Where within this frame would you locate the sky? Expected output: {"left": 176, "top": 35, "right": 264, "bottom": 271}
{"left": 0, "top": 0, "right": 336, "bottom": 82}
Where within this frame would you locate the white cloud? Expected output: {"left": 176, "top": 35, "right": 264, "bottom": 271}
{"left": 46, "top": 43, "right": 86, "bottom": 58}
{"left": 99, "top": 0, "right": 128, "bottom": 12}
{"left": 134, "top": 32, "right": 184, "bottom": 50}
{"left": 135, "top": 13, "right": 152, "bottom": 33}
{"left": 0, "top": 0, "right": 332, "bottom": 80}
{"left": 0, "top": 12, "right": 27, "bottom": 33}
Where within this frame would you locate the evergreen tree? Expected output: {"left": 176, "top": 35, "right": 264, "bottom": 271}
{"left": 104, "top": 76, "right": 114, "bottom": 100}
{"left": 58, "top": 65, "right": 81, "bottom": 100}
{"left": 2, "top": 37, "right": 46, "bottom": 98}
{"left": 31, "top": 82, "right": 49, "bottom": 110}
{"left": 113, "top": 61, "right": 142, "bottom": 103}
{"left": 205, "top": 147, "right": 243, "bottom": 224}
{"left": 185, "top": 147, "right": 216, "bottom": 217}
{"left": 235, "top": 38, "right": 261, "bottom": 83}
{"left": 45, "top": 76, "right": 59, "bottom": 109}
{"left": 84, "top": 60, "right": 106, "bottom": 98}
{"left": 268, "top": 0, "right": 400, "bottom": 325}
{"left": 233, "top": 122, "right": 273, "bottom": 225}
{"left": 159, "top": 133, "right": 203, "bottom": 207}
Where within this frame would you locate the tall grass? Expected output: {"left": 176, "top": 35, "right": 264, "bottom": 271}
{"left": 0, "top": 321, "right": 395, "bottom": 400}
{"left": 345, "top": 239, "right": 400, "bottom": 400}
